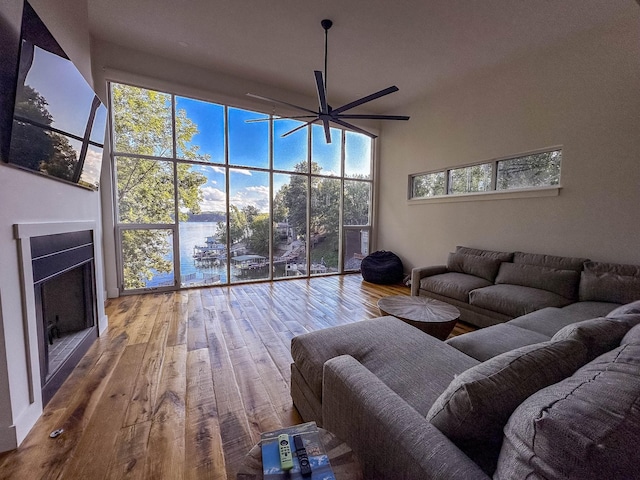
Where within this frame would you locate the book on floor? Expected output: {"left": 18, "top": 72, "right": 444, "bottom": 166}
{"left": 261, "top": 421, "right": 336, "bottom": 480}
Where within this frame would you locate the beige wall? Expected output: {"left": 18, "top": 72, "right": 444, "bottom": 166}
{"left": 377, "top": 16, "right": 640, "bottom": 273}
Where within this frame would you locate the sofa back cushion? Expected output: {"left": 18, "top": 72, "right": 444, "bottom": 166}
{"left": 495, "top": 262, "right": 580, "bottom": 300}
{"left": 551, "top": 315, "right": 640, "bottom": 361}
{"left": 579, "top": 261, "right": 640, "bottom": 304}
{"left": 447, "top": 252, "right": 502, "bottom": 282}
{"left": 513, "top": 251, "right": 589, "bottom": 272}
{"left": 495, "top": 343, "right": 640, "bottom": 480}
{"left": 426, "top": 339, "right": 587, "bottom": 474}
{"left": 455, "top": 246, "right": 513, "bottom": 262}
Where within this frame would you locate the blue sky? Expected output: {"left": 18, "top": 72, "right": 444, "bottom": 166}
{"left": 177, "top": 96, "right": 372, "bottom": 214}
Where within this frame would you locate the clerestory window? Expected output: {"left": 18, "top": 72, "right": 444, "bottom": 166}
{"left": 410, "top": 149, "right": 561, "bottom": 200}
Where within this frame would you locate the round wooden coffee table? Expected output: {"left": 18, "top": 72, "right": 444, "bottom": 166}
{"left": 236, "top": 428, "right": 363, "bottom": 480}
{"left": 377, "top": 295, "right": 460, "bottom": 340}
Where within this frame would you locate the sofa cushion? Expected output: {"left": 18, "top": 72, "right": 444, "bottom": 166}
{"left": 427, "top": 339, "right": 587, "bottom": 475}
{"left": 420, "top": 272, "right": 492, "bottom": 302}
{"left": 622, "top": 324, "right": 640, "bottom": 345}
{"left": 551, "top": 315, "right": 640, "bottom": 361}
{"left": 495, "top": 343, "right": 640, "bottom": 480}
{"left": 290, "top": 316, "right": 479, "bottom": 415}
{"left": 469, "top": 284, "right": 573, "bottom": 318}
{"left": 495, "top": 262, "right": 580, "bottom": 300}
{"left": 446, "top": 324, "right": 550, "bottom": 362}
{"left": 508, "top": 307, "right": 581, "bottom": 337}
{"left": 456, "top": 246, "right": 513, "bottom": 262}
{"left": 579, "top": 261, "right": 640, "bottom": 304}
{"left": 557, "top": 300, "right": 620, "bottom": 319}
{"left": 513, "top": 251, "right": 589, "bottom": 272}
{"left": 607, "top": 299, "right": 640, "bottom": 317}
{"left": 447, "top": 252, "right": 502, "bottom": 282}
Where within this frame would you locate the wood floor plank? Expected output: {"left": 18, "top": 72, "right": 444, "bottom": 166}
{"left": 187, "top": 291, "right": 208, "bottom": 352}
{"left": 0, "top": 274, "right": 474, "bottom": 479}
{"left": 123, "top": 308, "right": 172, "bottom": 427}
{"left": 185, "top": 348, "right": 225, "bottom": 480}
{"left": 62, "top": 343, "right": 147, "bottom": 479}
{"left": 167, "top": 292, "right": 188, "bottom": 347}
{"left": 144, "top": 344, "right": 188, "bottom": 480}
{"left": 105, "top": 421, "right": 152, "bottom": 480}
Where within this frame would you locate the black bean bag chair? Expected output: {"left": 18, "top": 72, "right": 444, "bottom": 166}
{"left": 361, "top": 251, "right": 404, "bottom": 284}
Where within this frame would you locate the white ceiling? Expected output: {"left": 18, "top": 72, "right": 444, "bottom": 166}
{"left": 87, "top": 0, "right": 638, "bottom": 113}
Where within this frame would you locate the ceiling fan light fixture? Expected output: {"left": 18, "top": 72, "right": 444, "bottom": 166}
{"left": 247, "top": 18, "right": 409, "bottom": 143}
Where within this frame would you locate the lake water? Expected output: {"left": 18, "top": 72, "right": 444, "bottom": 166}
{"left": 146, "top": 222, "right": 227, "bottom": 287}
{"left": 145, "top": 221, "right": 276, "bottom": 288}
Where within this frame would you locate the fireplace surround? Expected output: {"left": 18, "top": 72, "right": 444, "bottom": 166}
{"left": 10, "top": 221, "right": 108, "bottom": 445}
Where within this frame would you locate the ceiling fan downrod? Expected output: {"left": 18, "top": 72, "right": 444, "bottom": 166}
{"left": 321, "top": 19, "right": 332, "bottom": 104}
{"left": 245, "top": 17, "right": 408, "bottom": 143}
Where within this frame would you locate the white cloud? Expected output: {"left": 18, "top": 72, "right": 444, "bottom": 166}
{"left": 200, "top": 186, "right": 226, "bottom": 211}
{"left": 230, "top": 186, "right": 269, "bottom": 212}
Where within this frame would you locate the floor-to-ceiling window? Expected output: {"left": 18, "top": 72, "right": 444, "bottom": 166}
{"left": 110, "top": 82, "right": 373, "bottom": 293}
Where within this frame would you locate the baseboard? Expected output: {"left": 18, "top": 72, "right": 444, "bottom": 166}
{"left": 98, "top": 313, "right": 108, "bottom": 335}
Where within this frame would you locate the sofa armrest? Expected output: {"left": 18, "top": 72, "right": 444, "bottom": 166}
{"left": 322, "top": 355, "right": 490, "bottom": 480}
{"left": 411, "top": 265, "right": 448, "bottom": 296}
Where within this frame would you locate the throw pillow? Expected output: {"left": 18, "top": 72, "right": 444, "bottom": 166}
{"left": 447, "top": 252, "right": 502, "bottom": 282}
{"left": 551, "top": 315, "right": 640, "bottom": 361}
{"left": 426, "top": 339, "right": 587, "bottom": 474}
{"left": 495, "top": 343, "right": 640, "bottom": 480}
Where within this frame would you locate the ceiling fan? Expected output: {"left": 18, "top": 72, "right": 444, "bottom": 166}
{"left": 246, "top": 19, "right": 409, "bottom": 144}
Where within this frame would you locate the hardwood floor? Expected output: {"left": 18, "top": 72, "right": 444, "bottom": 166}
{"left": 0, "top": 274, "right": 474, "bottom": 480}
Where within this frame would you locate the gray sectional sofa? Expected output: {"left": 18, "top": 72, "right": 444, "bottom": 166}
{"left": 411, "top": 246, "right": 640, "bottom": 328}
{"left": 290, "top": 301, "right": 640, "bottom": 479}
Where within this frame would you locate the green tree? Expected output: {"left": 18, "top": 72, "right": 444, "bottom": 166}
{"left": 246, "top": 213, "right": 271, "bottom": 256}
{"left": 273, "top": 187, "right": 289, "bottom": 225}
{"left": 112, "top": 83, "right": 207, "bottom": 289}
{"left": 282, "top": 162, "right": 320, "bottom": 238}
{"left": 413, "top": 172, "right": 445, "bottom": 198}
{"left": 344, "top": 179, "right": 370, "bottom": 225}
{"left": 496, "top": 151, "right": 561, "bottom": 190}
{"left": 228, "top": 205, "right": 248, "bottom": 244}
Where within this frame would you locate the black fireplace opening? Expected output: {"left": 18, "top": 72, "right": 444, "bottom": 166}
{"left": 31, "top": 230, "right": 98, "bottom": 405}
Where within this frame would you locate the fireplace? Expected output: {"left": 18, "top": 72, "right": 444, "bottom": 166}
{"left": 31, "top": 230, "right": 98, "bottom": 405}
{"left": 14, "top": 222, "right": 103, "bottom": 412}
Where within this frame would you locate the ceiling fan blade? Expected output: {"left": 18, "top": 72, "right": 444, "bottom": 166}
{"left": 282, "top": 119, "right": 318, "bottom": 138}
{"left": 246, "top": 93, "right": 318, "bottom": 115}
{"left": 330, "top": 118, "right": 378, "bottom": 138}
{"left": 337, "top": 114, "right": 410, "bottom": 121}
{"left": 314, "top": 70, "right": 328, "bottom": 114}
{"left": 321, "top": 118, "right": 332, "bottom": 143}
{"left": 332, "top": 86, "right": 399, "bottom": 115}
